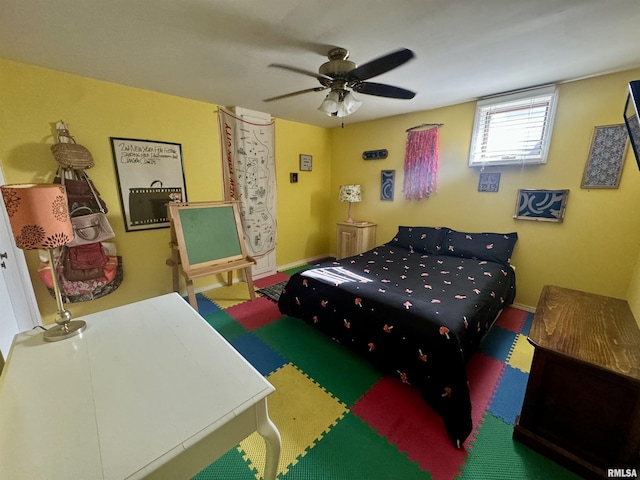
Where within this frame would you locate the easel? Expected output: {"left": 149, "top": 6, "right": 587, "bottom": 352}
{"left": 166, "top": 201, "right": 256, "bottom": 312}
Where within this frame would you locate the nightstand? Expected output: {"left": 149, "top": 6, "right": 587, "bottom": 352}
{"left": 336, "top": 221, "right": 376, "bottom": 259}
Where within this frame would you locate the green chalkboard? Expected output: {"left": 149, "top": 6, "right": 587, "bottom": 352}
{"left": 174, "top": 203, "right": 244, "bottom": 268}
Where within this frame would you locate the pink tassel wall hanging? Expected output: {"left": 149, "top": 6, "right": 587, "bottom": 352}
{"left": 403, "top": 127, "right": 440, "bottom": 200}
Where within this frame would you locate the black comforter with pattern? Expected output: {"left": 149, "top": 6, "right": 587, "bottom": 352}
{"left": 278, "top": 227, "right": 517, "bottom": 446}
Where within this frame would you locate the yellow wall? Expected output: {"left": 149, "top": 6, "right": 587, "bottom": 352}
{"left": 330, "top": 68, "right": 640, "bottom": 309}
{"left": 628, "top": 251, "right": 640, "bottom": 320}
{"left": 0, "top": 59, "right": 331, "bottom": 322}
{"left": 271, "top": 120, "right": 333, "bottom": 265}
{"left": 3, "top": 57, "right": 640, "bottom": 321}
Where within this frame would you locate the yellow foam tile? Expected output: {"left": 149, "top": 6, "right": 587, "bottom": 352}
{"left": 238, "top": 363, "right": 348, "bottom": 479}
{"left": 201, "top": 282, "right": 256, "bottom": 309}
{"left": 507, "top": 333, "right": 534, "bottom": 373}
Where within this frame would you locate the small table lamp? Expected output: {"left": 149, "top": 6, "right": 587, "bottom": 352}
{"left": 339, "top": 184, "right": 362, "bottom": 223}
{"left": 1, "top": 183, "right": 86, "bottom": 341}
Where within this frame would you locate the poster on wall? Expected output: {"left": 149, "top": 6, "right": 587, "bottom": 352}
{"left": 218, "top": 108, "right": 276, "bottom": 259}
{"left": 110, "top": 138, "right": 187, "bottom": 231}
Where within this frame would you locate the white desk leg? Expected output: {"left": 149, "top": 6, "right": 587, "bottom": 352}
{"left": 256, "top": 399, "right": 281, "bottom": 480}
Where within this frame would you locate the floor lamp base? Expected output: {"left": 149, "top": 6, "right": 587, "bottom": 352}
{"left": 43, "top": 320, "right": 87, "bottom": 342}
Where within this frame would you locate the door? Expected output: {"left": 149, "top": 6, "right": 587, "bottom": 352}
{"left": 0, "top": 169, "right": 42, "bottom": 356}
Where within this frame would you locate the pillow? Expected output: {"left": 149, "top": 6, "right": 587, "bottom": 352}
{"left": 441, "top": 229, "right": 518, "bottom": 266}
{"left": 389, "top": 226, "right": 445, "bottom": 254}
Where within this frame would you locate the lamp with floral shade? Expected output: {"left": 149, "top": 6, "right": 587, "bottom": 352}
{"left": 338, "top": 184, "right": 362, "bottom": 223}
{"left": 1, "top": 183, "right": 86, "bottom": 341}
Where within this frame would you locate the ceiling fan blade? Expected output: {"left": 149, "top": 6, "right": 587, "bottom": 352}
{"left": 268, "top": 63, "right": 333, "bottom": 82}
{"left": 263, "top": 86, "right": 328, "bottom": 102}
{"left": 348, "top": 49, "right": 415, "bottom": 81}
{"left": 353, "top": 82, "right": 416, "bottom": 99}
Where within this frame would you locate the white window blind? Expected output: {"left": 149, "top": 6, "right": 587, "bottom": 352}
{"left": 468, "top": 85, "right": 558, "bottom": 166}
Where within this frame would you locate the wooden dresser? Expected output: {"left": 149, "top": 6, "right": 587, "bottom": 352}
{"left": 514, "top": 285, "right": 640, "bottom": 479}
{"left": 336, "top": 221, "right": 376, "bottom": 260}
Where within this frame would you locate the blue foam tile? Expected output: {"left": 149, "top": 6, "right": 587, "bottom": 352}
{"left": 230, "top": 332, "right": 287, "bottom": 376}
{"left": 521, "top": 312, "right": 535, "bottom": 336}
{"left": 489, "top": 365, "right": 529, "bottom": 425}
{"left": 479, "top": 326, "right": 516, "bottom": 363}
{"left": 181, "top": 293, "right": 221, "bottom": 316}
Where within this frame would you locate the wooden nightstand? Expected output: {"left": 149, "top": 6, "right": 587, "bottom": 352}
{"left": 514, "top": 285, "right": 640, "bottom": 480}
{"left": 336, "top": 221, "right": 376, "bottom": 259}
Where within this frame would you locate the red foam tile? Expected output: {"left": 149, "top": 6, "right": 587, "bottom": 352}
{"left": 465, "top": 352, "right": 505, "bottom": 445}
{"left": 352, "top": 376, "right": 468, "bottom": 480}
{"left": 226, "top": 297, "right": 284, "bottom": 330}
{"left": 352, "top": 353, "right": 505, "bottom": 480}
{"left": 493, "top": 306, "right": 527, "bottom": 333}
{"left": 253, "top": 272, "right": 290, "bottom": 288}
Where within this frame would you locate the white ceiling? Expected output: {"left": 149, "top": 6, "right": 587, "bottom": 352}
{"left": 2, "top": 0, "right": 640, "bottom": 128}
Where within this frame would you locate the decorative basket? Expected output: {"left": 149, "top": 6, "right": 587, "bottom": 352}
{"left": 50, "top": 130, "right": 94, "bottom": 169}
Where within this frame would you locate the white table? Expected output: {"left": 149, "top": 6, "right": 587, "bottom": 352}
{"left": 0, "top": 293, "right": 281, "bottom": 479}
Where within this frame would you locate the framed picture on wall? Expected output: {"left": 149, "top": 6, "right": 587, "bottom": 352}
{"left": 110, "top": 138, "right": 187, "bottom": 231}
{"left": 380, "top": 170, "right": 395, "bottom": 201}
{"left": 299, "top": 154, "right": 312, "bottom": 171}
{"left": 581, "top": 124, "right": 628, "bottom": 189}
{"left": 478, "top": 172, "right": 501, "bottom": 192}
{"left": 514, "top": 189, "right": 569, "bottom": 223}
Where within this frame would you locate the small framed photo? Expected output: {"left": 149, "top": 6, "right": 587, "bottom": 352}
{"left": 514, "top": 189, "right": 569, "bottom": 223}
{"left": 299, "top": 154, "right": 312, "bottom": 171}
{"left": 478, "top": 172, "right": 501, "bottom": 192}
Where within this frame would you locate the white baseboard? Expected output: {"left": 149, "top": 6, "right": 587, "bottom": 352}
{"left": 180, "top": 253, "right": 332, "bottom": 297}
{"left": 512, "top": 302, "right": 536, "bottom": 313}
{"left": 276, "top": 254, "right": 331, "bottom": 272}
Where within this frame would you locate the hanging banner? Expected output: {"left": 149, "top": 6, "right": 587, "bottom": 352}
{"left": 218, "top": 108, "right": 277, "bottom": 258}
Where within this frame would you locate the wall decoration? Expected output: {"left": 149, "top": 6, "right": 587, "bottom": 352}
{"left": 299, "top": 154, "right": 313, "bottom": 171}
{"left": 404, "top": 127, "right": 439, "bottom": 200}
{"left": 581, "top": 124, "right": 628, "bottom": 189}
{"left": 514, "top": 189, "right": 569, "bottom": 223}
{"left": 218, "top": 108, "right": 276, "bottom": 259}
{"left": 110, "top": 138, "right": 187, "bottom": 232}
{"left": 363, "top": 149, "right": 388, "bottom": 160}
{"left": 478, "top": 172, "right": 501, "bottom": 192}
{"left": 380, "top": 170, "right": 395, "bottom": 201}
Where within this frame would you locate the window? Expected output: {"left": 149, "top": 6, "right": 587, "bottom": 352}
{"left": 468, "top": 85, "right": 558, "bottom": 167}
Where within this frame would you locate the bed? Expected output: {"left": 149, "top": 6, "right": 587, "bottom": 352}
{"left": 278, "top": 226, "right": 517, "bottom": 447}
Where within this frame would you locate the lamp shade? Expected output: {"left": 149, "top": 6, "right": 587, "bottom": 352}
{"left": 1, "top": 184, "right": 72, "bottom": 250}
{"left": 339, "top": 184, "right": 362, "bottom": 203}
{"left": 339, "top": 92, "right": 362, "bottom": 117}
{"left": 318, "top": 90, "right": 340, "bottom": 116}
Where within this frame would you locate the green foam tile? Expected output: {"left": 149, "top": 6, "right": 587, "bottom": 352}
{"left": 286, "top": 412, "right": 431, "bottom": 480}
{"left": 255, "top": 316, "right": 382, "bottom": 406}
{"left": 459, "top": 414, "right": 582, "bottom": 480}
{"left": 191, "top": 447, "right": 256, "bottom": 480}
{"left": 201, "top": 309, "right": 247, "bottom": 341}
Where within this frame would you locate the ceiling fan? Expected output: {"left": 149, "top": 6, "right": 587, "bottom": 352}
{"left": 263, "top": 47, "right": 416, "bottom": 117}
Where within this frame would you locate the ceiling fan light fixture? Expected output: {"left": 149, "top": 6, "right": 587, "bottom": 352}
{"left": 319, "top": 89, "right": 362, "bottom": 117}
{"left": 342, "top": 91, "right": 362, "bottom": 114}
{"left": 318, "top": 90, "right": 340, "bottom": 115}
{"left": 335, "top": 101, "right": 349, "bottom": 118}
